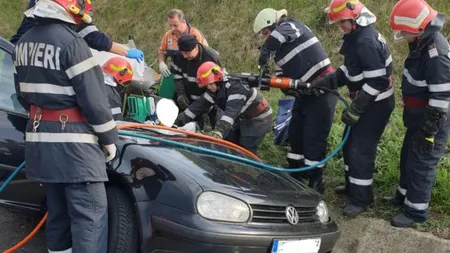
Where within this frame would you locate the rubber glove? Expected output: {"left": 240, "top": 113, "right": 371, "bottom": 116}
{"left": 159, "top": 62, "right": 171, "bottom": 78}
{"left": 127, "top": 49, "right": 144, "bottom": 63}
{"left": 103, "top": 144, "right": 117, "bottom": 162}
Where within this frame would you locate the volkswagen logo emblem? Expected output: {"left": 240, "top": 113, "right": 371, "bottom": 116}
{"left": 285, "top": 205, "right": 299, "bottom": 225}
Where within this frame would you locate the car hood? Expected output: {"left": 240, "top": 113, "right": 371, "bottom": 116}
{"left": 114, "top": 129, "right": 322, "bottom": 208}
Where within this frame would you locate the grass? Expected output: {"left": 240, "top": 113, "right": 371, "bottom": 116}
{"left": 2, "top": 0, "right": 450, "bottom": 238}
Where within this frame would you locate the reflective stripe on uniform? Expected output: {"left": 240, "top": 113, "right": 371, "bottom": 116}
{"left": 304, "top": 158, "right": 324, "bottom": 168}
{"left": 65, "top": 57, "right": 98, "bottom": 79}
{"left": 301, "top": 58, "right": 331, "bottom": 82}
{"left": 228, "top": 94, "right": 247, "bottom": 101}
{"left": 20, "top": 82, "right": 76, "bottom": 96}
{"left": 185, "top": 108, "right": 196, "bottom": 118}
{"left": 26, "top": 132, "right": 98, "bottom": 144}
{"left": 182, "top": 73, "right": 196, "bottom": 83}
{"left": 91, "top": 120, "right": 116, "bottom": 133}
{"left": 174, "top": 74, "right": 183, "bottom": 80}
{"left": 375, "top": 87, "right": 394, "bottom": 101}
{"left": 349, "top": 176, "right": 373, "bottom": 186}
{"left": 240, "top": 88, "right": 257, "bottom": 113}
{"left": 78, "top": 25, "right": 99, "bottom": 38}
{"left": 48, "top": 247, "right": 73, "bottom": 253}
{"left": 397, "top": 186, "right": 406, "bottom": 196}
{"left": 362, "top": 83, "right": 381, "bottom": 96}
{"left": 277, "top": 37, "right": 319, "bottom": 66}
{"left": 220, "top": 115, "right": 234, "bottom": 125}
{"left": 271, "top": 30, "right": 286, "bottom": 43}
{"left": 429, "top": 83, "right": 450, "bottom": 92}
{"left": 403, "top": 69, "right": 427, "bottom": 87}
{"left": 190, "top": 94, "right": 200, "bottom": 100}
{"left": 339, "top": 65, "right": 364, "bottom": 82}
{"left": 344, "top": 165, "right": 349, "bottom": 171}
{"left": 204, "top": 93, "right": 214, "bottom": 103}
{"left": 287, "top": 152, "right": 304, "bottom": 160}
{"left": 429, "top": 99, "right": 450, "bottom": 109}
{"left": 404, "top": 197, "right": 429, "bottom": 210}
{"left": 170, "top": 62, "right": 182, "bottom": 72}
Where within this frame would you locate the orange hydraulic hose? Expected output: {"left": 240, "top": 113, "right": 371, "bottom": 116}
{"left": 116, "top": 123, "right": 261, "bottom": 161}
{"left": 3, "top": 122, "right": 260, "bottom": 252}
{"left": 2, "top": 212, "right": 48, "bottom": 253}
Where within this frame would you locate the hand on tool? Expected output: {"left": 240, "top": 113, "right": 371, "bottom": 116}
{"left": 159, "top": 62, "right": 171, "bottom": 78}
{"left": 103, "top": 144, "right": 117, "bottom": 162}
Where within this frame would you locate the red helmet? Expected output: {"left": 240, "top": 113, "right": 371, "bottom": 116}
{"left": 196, "top": 61, "right": 224, "bottom": 88}
{"left": 327, "top": 0, "right": 365, "bottom": 24}
{"left": 389, "top": 0, "right": 437, "bottom": 34}
{"left": 102, "top": 57, "right": 134, "bottom": 86}
{"left": 53, "top": 0, "right": 93, "bottom": 24}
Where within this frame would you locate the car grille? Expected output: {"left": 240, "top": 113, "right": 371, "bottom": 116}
{"left": 250, "top": 204, "right": 318, "bottom": 224}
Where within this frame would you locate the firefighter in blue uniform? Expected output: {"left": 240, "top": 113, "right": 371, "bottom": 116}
{"left": 175, "top": 61, "right": 272, "bottom": 153}
{"left": 170, "top": 34, "right": 222, "bottom": 129}
{"left": 10, "top": 0, "right": 144, "bottom": 63}
{"left": 253, "top": 8, "right": 338, "bottom": 194}
{"left": 12, "top": 0, "right": 118, "bottom": 252}
{"left": 101, "top": 57, "right": 135, "bottom": 121}
{"left": 310, "top": 0, "right": 395, "bottom": 216}
{"left": 385, "top": 0, "right": 450, "bottom": 228}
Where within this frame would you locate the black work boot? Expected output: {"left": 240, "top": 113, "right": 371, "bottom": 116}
{"left": 308, "top": 168, "right": 325, "bottom": 194}
{"left": 343, "top": 203, "right": 367, "bottom": 217}
{"left": 391, "top": 213, "right": 423, "bottom": 228}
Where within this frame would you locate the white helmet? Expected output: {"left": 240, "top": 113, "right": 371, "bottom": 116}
{"left": 253, "top": 8, "right": 288, "bottom": 34}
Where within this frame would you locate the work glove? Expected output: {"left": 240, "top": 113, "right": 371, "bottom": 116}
{"left": 281, "top": 88, "right": 305, "bottom": 98}
{"left": 310, "top": 72, "right": 338, "bottom": 90}
{"left": 102, "top": 144, "right": 117, "bottom": 163}
{"left": 159, "top": 62, "right": 171, "bottom": 78}
{"left": 176, "top": 94, "right": 190, "bottom": 111}
{"left": 341, "top": 89, "right": 376, "bottom": 126}
{"left": 341, "top": 107, "right": 360, "bottom": 126}
{"left": 206, "top": 130, "right": 223, "bottom": 139}
{"left": 127, "top": 49, "right": 144, "bottom": 63}
{"left": 412, "top": 106, "right": 447, "bottom": 154}
{"left": 258, "top": 47, "right": 271, "bottom": 67}
{"left": 174, "top": 112, "right": 190, "bottom": 127}
{"left": 412, "top": 130, "right": 435, "bottom": 154}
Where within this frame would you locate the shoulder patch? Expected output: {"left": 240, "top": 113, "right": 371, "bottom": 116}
{"left": 428, "top": 43, "right": 438, "bottom": 58}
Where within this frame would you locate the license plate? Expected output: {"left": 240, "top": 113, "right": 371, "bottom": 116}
{"left": 271, "top": 238, "right": 321, "bottom": 253}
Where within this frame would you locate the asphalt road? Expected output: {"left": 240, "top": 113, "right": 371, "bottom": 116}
{"left": 0, "top": 206, "right": 47, "bottom": 253}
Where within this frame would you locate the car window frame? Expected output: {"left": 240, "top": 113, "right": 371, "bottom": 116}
{"left": 0, "top": 36, "right": 27, "bottom": 118}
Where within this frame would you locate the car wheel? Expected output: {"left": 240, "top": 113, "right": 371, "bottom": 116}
{"left": 106, "top": 186, "right": 139, "bottom": 253}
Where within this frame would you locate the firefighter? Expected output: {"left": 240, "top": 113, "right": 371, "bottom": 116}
{"left": 11, "top": 0, "right": 145, "bottom": 62}
{"left": 175, "top": 61, "right": 272, "bottom": 153}
{"left": 309, "top": 0, "right": 395, "bottom": 216}
{"left": 158, "top": 8, "right": 209, "bottom": 77}
{"left": 170, "top": 34, "right": 222, "bottom": 129}
{"left": 383, "top": 0, "right": 450, "bottom": 228}
{"left": 101, "top": 57, "right": 135, "bottom": 121}
{"left": 253, "top": 8, "right": 338, "bottom": 194}
{"left": 12, "top": 1, "right": 119, "bottom": 252}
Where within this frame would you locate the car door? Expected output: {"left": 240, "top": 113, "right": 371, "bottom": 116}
{"left": 0, "top": 37, "right": 45, "bottom": 210}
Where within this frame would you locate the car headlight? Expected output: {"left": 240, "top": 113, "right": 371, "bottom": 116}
{"left": 316, "top": 200, "right": 329, "bottom": 223}
{"left": 196, "top": 191, "right": 250, "bottom": 223}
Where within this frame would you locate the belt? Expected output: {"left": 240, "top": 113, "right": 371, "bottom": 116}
{"left": 246, "top": 98, "right": 269, "bottom": 119}
{"left": 29, "top": 105, "right": 87, "bottom": 123}
{"left": 403, "top": 96, "right": 428, "bottom": 109}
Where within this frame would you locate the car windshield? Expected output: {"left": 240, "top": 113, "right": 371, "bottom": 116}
{"left": 0, "top": 47, "right": 27, "bottom": 115}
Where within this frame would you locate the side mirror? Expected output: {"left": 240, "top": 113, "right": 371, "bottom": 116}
{"left": 156, "top": 98, "right": 179, "bottom": 127}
